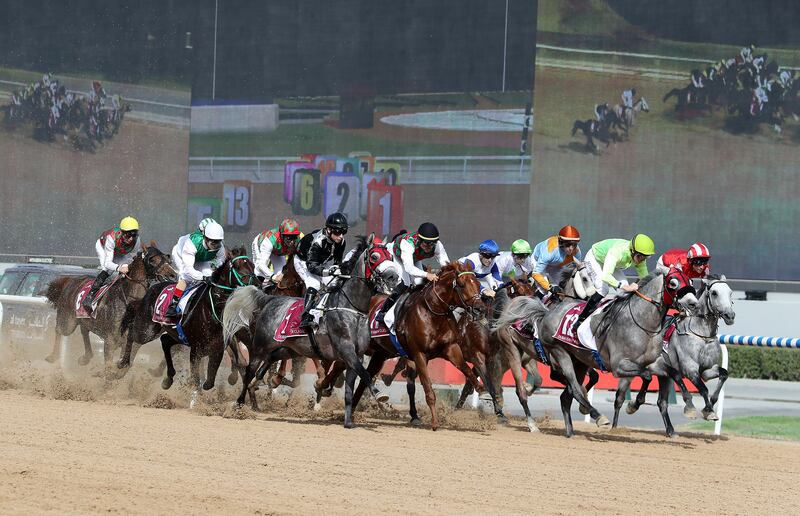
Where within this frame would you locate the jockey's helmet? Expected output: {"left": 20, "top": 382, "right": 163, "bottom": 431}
{"left": 510, "top": 239, "right": 531, "bottom": 255}
{"left": 558, "top": 225, "right": 581, "bottom": 241}
{"left": 279, "top": 218, "right": 301, "bottom": 236}
{"left": 630, "top": 234, "right": 655, "bottom": 256}
{"left": 417, "top": 222, "right": 439, "bottom": 241}
{"left": 325, "top": 212, "right": 348, "bottom": 234}
{"left": 198, "top": 217, "right": 217, "bottom": 232}
{"left": 120, "top": 216, "right": 139, "bottom": 232}
{"left": 203, "top": 221, "right": 224, "bottom": 241}
{"left": 478, "top": 239, "right": 499, "bottom": 257}
{"left": 687, "top": 242, "right": 711, "bottom": 262}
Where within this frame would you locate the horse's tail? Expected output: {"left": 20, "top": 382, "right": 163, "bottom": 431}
{"left": 221, "top": 285, "right": 269, "bottom": 346}
{"left": 495, "top": 296, "right": 548, "bottom": 331}
{"left": 663, "top": 89, "right": 678, "bottom": 103}
{"left": 44, "top": 276, "right": 73, "bottom": 308}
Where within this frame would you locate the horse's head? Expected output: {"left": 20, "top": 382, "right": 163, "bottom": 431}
{"left": 213, "top": 246, "right": 258, "bottom": 288}
{"left": 657, "top": 264, "right": 698, "bottom": 312}
{"left": 139, "top": 241, "right": 176, "bottom": 282}
{"left": 438, "top": 261, "right": 484, "bottom": 314}
{"left": 505, "top": 276, "right": 535, "bottom": 298}
{"left": 701, "top": 275, "right": 735, "bottom": 325}
{"left": 360, "top": 234, "right": 399, "bottom": 295}
{"left": 558, "top": 259, "right": 596, "bottom": 300}
{"left": 638, "top": 97, "right": 650, "bottom": 112}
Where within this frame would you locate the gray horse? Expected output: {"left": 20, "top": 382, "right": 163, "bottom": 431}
{"left": 615, "top": 275, "right": 735, "bottom": 435}
{"left": 506, "top": 265, "right": 699, "bottom": 437}
{"left": 222, "top": 234, "right": 400, "bottom": 428}
{"left": 489, "top": 259, "right": 597, "bottom": 432}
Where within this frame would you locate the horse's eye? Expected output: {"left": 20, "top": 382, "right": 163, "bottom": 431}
{"left": 370, "top": 252, "right": 380, "bottom": 262}
{"left": 668, "top": 278, "right": 680, "bottom": 290}
{"left": 712, "top": 291, "right": 717, "bottom": 297}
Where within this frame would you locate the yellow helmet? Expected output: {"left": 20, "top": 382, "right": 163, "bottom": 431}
{"left": 119, "top": 216, "right": 140, "bottom": 232}
{"left": 630, "top": 233, "right": 655, "bottom": 256}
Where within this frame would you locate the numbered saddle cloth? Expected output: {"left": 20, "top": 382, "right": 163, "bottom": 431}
{"left": 369, "top": 298, "right": 390, "bottom": 338}
{"left": 152, "top": 284, "right": 201, "bottom": 325}
{"left": 553, "top": 299, "right": 613, "bottom": 349}
{"left": 274, "top": 299, "right": 306, "bottom": 342}
{"left": 74, "top": 276, "right": 119, "bottom": 319}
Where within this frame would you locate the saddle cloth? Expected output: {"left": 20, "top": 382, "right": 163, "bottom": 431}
{"left": 369, "top": 298, "right": 390, "bottom": 338}
{"left": 553, "top": 299, "right": 612, "bottom": 349}
{"left": 273, "top": 299, "right": 306, "bottom": 342}
{"left": 74, "top": 276, "right": 118, "bottom": 319}
{"left": 152, "top": 284, "right": 200, "bottom": 324}
{"left": 511, "top": 319, "right": 538, "bottom": 340}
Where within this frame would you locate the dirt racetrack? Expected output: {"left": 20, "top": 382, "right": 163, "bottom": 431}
{"left": 0, "top": 363, "right": 798, "bottom": 515}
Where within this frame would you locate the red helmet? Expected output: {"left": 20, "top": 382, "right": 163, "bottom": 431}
{"left": 687, "top": 242, "right": 710, "bottom": 260}
{"left": 279, "top": 218, "right": 301, "bottom": 236}
{"left": 558, "top": 225, "right": 581, "bottom": 241}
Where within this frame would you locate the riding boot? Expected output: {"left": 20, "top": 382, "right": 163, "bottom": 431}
{"left": 165, "top": 287, "right": 186, "bottom": 319}
{"left": 375, "top": 283, "right": 407, "bottom": 326}
{"left": 83, "top": 270, "right": 109, "bottom": 314}
{"left": 572, "top": 292, "right": 604, "bottom": 334}
{"left": 298, "top": 287, "right": 318, "bottom": 329}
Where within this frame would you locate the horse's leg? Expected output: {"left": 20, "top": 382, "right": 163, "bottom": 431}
{"left": 612, "top": 377, "right": 631, "bottom": 429}
{"left": 203, "top": 339, "right": 225, "bottom": 391}
{"left": 160, "top": 334, "right": 178, "bottom": 390}
{"left": 578, "top": 368, "right": 600, "bottom": 415}
{"left": 343, "top": 368, "right": 358, "bottom": 429}
{"left": 686, "top": 370, "right": 717, "bottom": 421}
{"left": 331, "top": 344, "right": 378, "bottom": 427}
{"left": 624, "top": 375, "right": 651, "bottom": 417}
{"left": 507, "top": 344, "right": 538, "bottom": 432}
{"left": 271, "top": 359, "right": 289, "bottom": 389}
{"left": 352, "top": 351, "right": 388, "bottom": 411}
{"left": 656, "top": 375, "right": 676, "bottom": 437}
{"left": 382, "top": 357, "right": 406, "bottom": 386}
{"left": 708, "top": 366, "right": 729, "bottom": 409}
{"left": 549, "top": 347, "right": 608, "bottom": 431}
{"left": 79, "top": 324, "right": 93, "bottom": 366}
{"left": 670, "top": 370, "right": 697, "bottom": 419}
{"left": 314, "top": 361, "right": 346, "bottom": 411}
{"left": 405, "top": 365, "right": 420, "bottom": 426}
{"left": 287, "top": 358, "right": 306, "bottom": 388}
{"left": 455, "top": 382, "right": 474, "bottom": 409}
{"left": 410, "top": 351, "right": 438, "bottom": 430}
{"left": 117, "top": 326, "right": 137, "bottom": 370}
{"left": 237, "top": 362, "right": 258, "bottom": 407}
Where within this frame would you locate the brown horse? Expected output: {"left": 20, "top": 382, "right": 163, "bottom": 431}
{"left": 44, "top": 243, "right": 174, "bottom": 371}
{"left": 351, "top": 261, "right": 504, "bottom": 430}
{"left": 119, "top": 247, "right": 258, "bottom": 399}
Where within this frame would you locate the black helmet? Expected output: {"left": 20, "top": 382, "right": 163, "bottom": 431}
{"left": 417, "top": 222, "right": 439, "bottom": 241}
{"left": 325, "top": 212, "right": 348, "bottom": 231}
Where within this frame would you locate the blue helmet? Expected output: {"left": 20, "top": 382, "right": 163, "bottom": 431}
{"left": 478, "top": 239, "right": 500, "bottom": 255}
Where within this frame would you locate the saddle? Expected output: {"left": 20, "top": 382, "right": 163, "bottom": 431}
{"left": 75, "top": 276, "right": 119, "bottom": 319}
{"left": 151, "top": 283, "right": 203, "bottom": 325}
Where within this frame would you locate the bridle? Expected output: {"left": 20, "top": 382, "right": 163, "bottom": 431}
{"left": 422, "top": 269, "right": 481, "bottom": 318}
{"left": 207, "top": 255, "right": 256, "bottom": 323}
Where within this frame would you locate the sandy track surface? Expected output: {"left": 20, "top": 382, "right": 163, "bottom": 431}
{"left": 0, "top": 370, "right": 798, "bottom": 515}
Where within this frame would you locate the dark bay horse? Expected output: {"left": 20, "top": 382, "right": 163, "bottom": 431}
{"left": 44, "top": 243, "right": 174, "bottom": 371}
{"left": 119, "top": 247, "right": 257, "bottom": 399}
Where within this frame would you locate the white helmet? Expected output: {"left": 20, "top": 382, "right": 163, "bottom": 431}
{"left": 203, "top": 221, "right": 224, "bottom": 240}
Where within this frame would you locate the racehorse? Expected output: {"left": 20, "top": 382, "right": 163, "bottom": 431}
{"left": 571, "top": 119, "right": 614, "bottom": 151}
{"left": 611, "top": 97, "right": 649, "bottom": 138}
{"left": 222, "top": 235, "right": 400, "bottom": 428}
{"left": 613, "top": 275, "right": 735, "bottom": 436}
{"left": 663, "top": 86, "right": 712, "bottom": 114}
{"left": 44, "top": 243, "right": 174, "bottom": 371}
{"left": 504, "top": 266, "right": 698, "bottom": 437}
{"left": 119, "top": 247, "right": 257, "bottom": 399}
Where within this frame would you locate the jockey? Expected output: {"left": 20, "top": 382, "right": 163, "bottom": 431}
{"left": 690, "top": 69, "right": 705, "bottom": 89}
{"left": 621, "top": 88, "right": 636, "bottom": 110}
{"left": 594, "top": 102, "right": 609, "bottom": 124}
{"left": 740, "top": 44, "right": 754, "bottom": 63}
{"left": 531, "top": 225, "right": 583, "bottom": 297}
{"left": 779, "top": 69, "right": 794, "bottom": 89}
{"left": 658, "top": 242, "right": 711, "bottom": 280}
{"left": 165, "top": 221, "right": 226, "bottom": 317}
{"left": 375, "top": 222, "right": 450, "bottom": 326}
{"left": 495, "top": 239, "right": 535, "bottom": 281}
{"left": 458, "top": 240, "right": 502, "bottom": 298}
{"left": 83, "top": 216, "right": 142, "bottom": 314}
{"left": 296, "top": 212, "right": 348, "bottom": 329}
{"left": 573, "top": 234, "right": 655, "bottom": 332}
{"left": 252, "top": 218, "right": 302, "bottom": 283}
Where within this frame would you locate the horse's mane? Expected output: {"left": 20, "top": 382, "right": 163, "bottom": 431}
{"left": 440, "top": 261, "right": 469, "bottom": 277}
{"left": 636, "top": 270, "right": 663, "bottom": 290}
{"left": 556, "top": 261, "right": 577, "bottom": 289}
{"left": 340, "top": 236, "right": 368, "bottom": 275}
{"left": 697, "top": 273, "right": 722, "bottom": 298}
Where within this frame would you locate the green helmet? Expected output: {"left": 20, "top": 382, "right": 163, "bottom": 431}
{"left": 510, "top": 239, "right": 532, "bottom": 254}
{"left": 631, "top": 234, "right": 655, "bottom": 256}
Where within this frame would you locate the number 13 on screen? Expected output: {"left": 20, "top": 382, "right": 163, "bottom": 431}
{"left": 366, "top": 179, "right": 403, "bottom": 238}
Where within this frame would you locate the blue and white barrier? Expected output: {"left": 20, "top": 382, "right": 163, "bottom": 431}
{"left": 718, "top": 334, "right": 800, "bottom": 349}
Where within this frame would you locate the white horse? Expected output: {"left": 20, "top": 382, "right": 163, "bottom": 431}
{"left": 612, "top": 97, "right": 649, "bottom": 136}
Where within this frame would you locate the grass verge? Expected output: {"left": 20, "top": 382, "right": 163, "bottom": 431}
{"left": 683, "top": 416, "right": 800, "bottom": 441}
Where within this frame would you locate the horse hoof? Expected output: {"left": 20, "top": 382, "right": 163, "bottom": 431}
{"left": 497, "top": 415, "right": 510, "bottom": 425}
{"left": 683, "top": 407, "right": 698, "bottom": 419}
{"left": 666, "top": 430, "right": 678, "bottom": 438}
{"left": 596, "top": 415, "right": 611, "bottom": 427}
{"left": 625, "top": 402, "right": 639, "bottom": 415}
{"left": 117, "top": 360, "right": 129, "bottom": 370}
{"left": 410, "top": 418, "right": 422, "bottom": 427}
{"left": 161, "top": 377, "right": 173, "bottom": 390}
{"left": 703, "top": 410, "right": 719, "bottom": 421}
{"left": 525, "top": 384, "right": 535, "bottom": 396}
{"left": 381, "top": 374, "right": 393, "bottom": 387}
{"left": 44, "top": 354, "right": 57, "bottom": 364}
{"left": 227, "top": 371, "right": 238, "bottom": 386}
{"left": 527, "top": 420, "right": 540, "bottom": 433}
{"left": 579, "top": 405, "right": 590, "bottom": 415}
{"left": 78, "top": 355, "right": 92, "bottom": 366}
{"left": 344, "top": 421, "right": 354, "bottom": 429}
{"left": 313, "top": 403, "right": 322, "bottom": 412}
{"left": 202, "top": 380, "right": 215, "bottom": 391}
{"left": 375, "top": 391, "right": 390, "bottom": 403}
